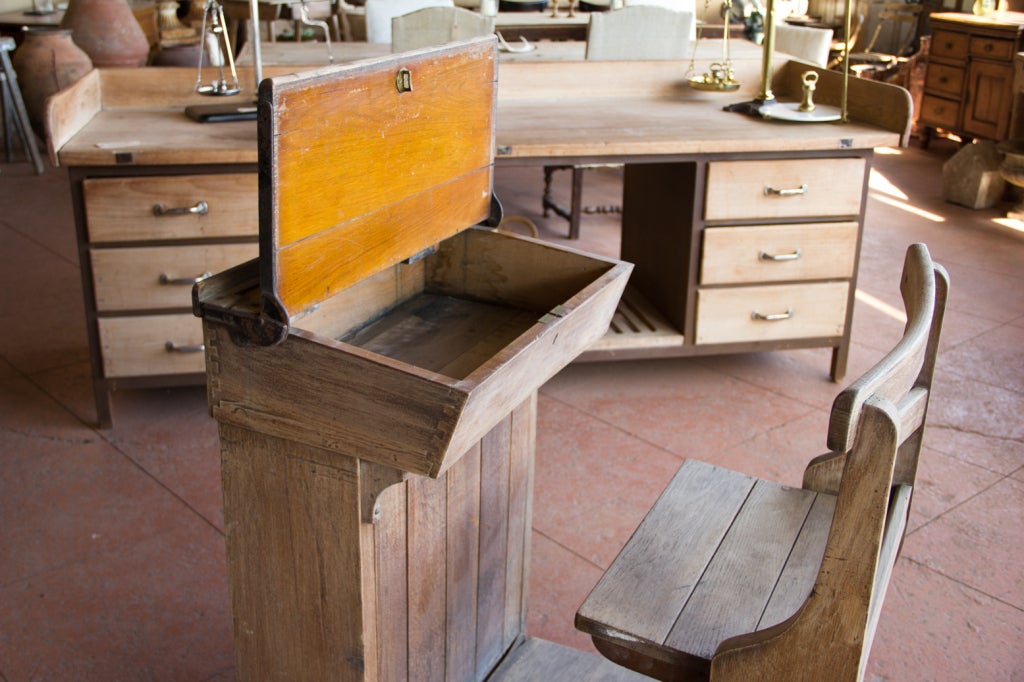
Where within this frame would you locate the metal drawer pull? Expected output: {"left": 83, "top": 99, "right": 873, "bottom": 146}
{"left": 763, "top": 184, "right": 808, "bottom": 197}
{"left": 159, "top": 271, "right": 212, "bottom": 285}
{"left": 152, "top": 200, "right": 209, "bottom": 216}
{"left": 165, "top": 341, "right": 205, "bottom": 353}
{"left": 751, "top": 309, "right": 794, "bottom": 322}
{"left": 759, "top": 248, "right": 802, "bottom": 262}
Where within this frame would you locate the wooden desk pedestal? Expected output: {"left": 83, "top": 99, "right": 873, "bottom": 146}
{"left": 217, "top": 402, "right": 534, "bottom": 680}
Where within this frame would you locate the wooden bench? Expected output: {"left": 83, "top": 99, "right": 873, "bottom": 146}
{"left": 575, "top": 243, "right": 949, "bottom": 681}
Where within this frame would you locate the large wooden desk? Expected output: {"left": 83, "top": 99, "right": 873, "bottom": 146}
{"left": 46, "top": 47, "right": 908, "bottom": 426}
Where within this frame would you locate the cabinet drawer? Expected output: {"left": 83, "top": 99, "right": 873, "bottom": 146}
{"left": 700, "top": 222, "right": 858, "bottom": 285}
{"left": 98, "top": 314, "right": 207, "bottom": 377}
{"left": 931, "top": 29, "right": 969, "bottom": 60}
{"left": 91, "top": 243, "right": 258, "bottom": 312}
{"left": 920, "top": 94, "right": 960, "bottom": 129}
{"left": 695, "top": 281, "right": 849, "bottom": 345}
{"left": 970, "top": 36, "right": 1015, "bottom": 61}
{"left": 704, "top": 158, "right": 866, "bottom": 221}
{"left": 83, "top": 173, "right": 258, "bottom": 242}
{"left": 925, "top": 63, "right": 965, "bottom": 97}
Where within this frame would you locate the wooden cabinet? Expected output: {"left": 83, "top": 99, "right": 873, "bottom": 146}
{"left": 920, "top": 12, "right": 1024, "bottom": 142}
{"left": 587, "top": 150, "right": 871, "bottom": 382}
{"left": 69, "top": 166, "right": 259, "bottom": 420}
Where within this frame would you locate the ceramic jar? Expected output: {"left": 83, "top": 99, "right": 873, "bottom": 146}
{"left": 11, "top": 27, "right": 93, "bottom": 137}
{"left": 60, "top": 0, "right": 150, "bottom": 67}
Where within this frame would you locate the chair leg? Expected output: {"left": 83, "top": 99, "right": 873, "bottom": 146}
{"left": 542, "top": 164, "right": 583, "bottom": 239}
{"left": 0, "top": 46, "right": 45, "bottom": 175}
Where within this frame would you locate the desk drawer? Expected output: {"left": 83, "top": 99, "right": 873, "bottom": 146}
{"left": 98, "top": 314, "right": 207, "bottom": 377}
{"left": 695, "top": 281, "right": 849, "bottom": 345}
{"left": 91, "top": 243, "right": 258, "bottom": 312}
{"left": 700, "top": 222, "right": 858, "bottom": 285}
{"left": 83, "top": 173, "right": 258, "bottom": 242}
{"left": 931, "top": 29, "right": 969, "bottom": 60}
{"left": 704, "top": 158, "right": 865, "bottom": 221}
{"left": 920, "top": 94, "right": 961, "bottom": 129}
{"left": 925, "top": 63, "right": 965, "bottom": 97}
{"left": 970, "top": 36, "right": 1015, "bottom": 61}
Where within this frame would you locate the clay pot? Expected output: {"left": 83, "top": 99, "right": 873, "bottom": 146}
{"left": 60, "top": 0, "right": 150, "bottom": 67}
{"left": 11, "top": 27, "right": 93, "bottom": 138}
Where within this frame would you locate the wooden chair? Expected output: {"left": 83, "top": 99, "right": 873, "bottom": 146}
{"left": 576, "top": 243, "right": 948, "bottom": 681}
{"left": 774, "top": 22, "right": 833, "bottom": 66}
{"left": 364, "top": 0, "right": 454, "bottom": 43}
{"left": 846, "top": 2, "right": 923, "bottom": 86}
{"left": 543, "top": 5, "right": 694, "bottom": 239}
{"left": 391, "top": 5, "right": 494, "bottom": 51}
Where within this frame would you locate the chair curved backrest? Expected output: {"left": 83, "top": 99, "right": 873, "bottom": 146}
{"left": 712, "top": 243, "right": 949, "bottom": 681}
{"left": 621, "top": 0, "right": 696, "bottom": 40}
{"left": 585, "top": 5, "right": 695, "bottom": 60}
{"left": 365, "top": 0, "right": 454, "bottom": 43}
{"left": 392, "top": 5, "right": 493, "bottom": 51}
{"left": 774, "top": 22, "right": 833, "bottom": 66}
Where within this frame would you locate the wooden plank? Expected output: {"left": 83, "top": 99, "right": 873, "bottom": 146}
{"left": 758, "top": 492, "right": 836, "bottom": 629}
{"left": 476, "top": 414, "right": 513, "bottom": 678}
{"left": 576, "top": 460, "right": 756, "bottom": 647}
{"left": 407, "top": 472, "right": 448, "bottom": 682}
{"left": 372, "top": 479, "right": 408, "bottom": 682}
{"left": 504, "top": 395, "right": 535, "bottom": 649}
{"left": 219, "top": 424, "right": 366, "bottom": 680}
{"left": 262, "top": 38, "right": 497, "bottom": 317}
{"left": 43, "top": 67, "right": 100, "bottom": 166}
{"left": 446, "top": 443, "right": 482, "bottom": 681}
{"left": 666, "top": 479, "right": 817, "bottom": 660}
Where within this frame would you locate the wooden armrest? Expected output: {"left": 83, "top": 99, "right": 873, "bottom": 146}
{"left": 575, "top": 459, "right": 836, "bottom": 680}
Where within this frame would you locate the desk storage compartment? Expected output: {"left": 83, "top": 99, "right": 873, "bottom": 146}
{"left": 970, "top": 35, "right": 1015, "bottom": 60}
{"left": 704, "top": 158, "right": 866, "bottom": 221}
{"left": 700, "top": 222, "right": 858, "bottom": 285}
{"left": 932, "top": 29, "right": 969, "bottom": 59}
{"left": 83, "top": 173, "right": 258, "bottom": 242}
{"left": 200, "top": 228, "right": 628, "bottom": 477}
{"left": 695, "top": 281, "right": 849, "bottom": 345}
{"left": 92, "top": 243, "right": 258, "bottom": 311}
{"left": 920, "top": 94, "right": 960, "bottom": 129}
{"left": 924, "top": 63, "right": 965, "bottom": 97}
{"left": 99, "top": 313, "right": 206, "bottom": 376}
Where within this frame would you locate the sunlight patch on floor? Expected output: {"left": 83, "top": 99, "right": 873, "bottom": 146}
{"left": 870, "top": 192, "right": 946, "bottom": 222}
{"left": 855, "top": 288, "right": 907, "bottom": 325}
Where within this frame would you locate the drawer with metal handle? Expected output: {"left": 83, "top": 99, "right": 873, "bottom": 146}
{"left": 704, "top": 158, "right": 866, "bottom": 221}
{"left": 700, "top": 221, "right": 858, "bottom": 285}
{"left": 82, "top": 173, "right": 258, "bottom": 242}
{"left": 90, "top": 243, "right": 258, "bottom": 311}
{"left": 97, "top": 314, "right": 208, "bottom": 377}
{"left": 695, "top": 281, "right": 849, "bottom": 345}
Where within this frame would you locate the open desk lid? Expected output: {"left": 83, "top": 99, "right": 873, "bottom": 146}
{"left": 258, "top": 37, "right": 499, "bottom": 330}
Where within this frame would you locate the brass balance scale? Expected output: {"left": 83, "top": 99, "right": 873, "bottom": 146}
{"left": 689, "top": 0, "right": 851, "bottom": 123}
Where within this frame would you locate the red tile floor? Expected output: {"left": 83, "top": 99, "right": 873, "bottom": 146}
{"left": 1, "top": 135, "right": 1022, "bottom": 680}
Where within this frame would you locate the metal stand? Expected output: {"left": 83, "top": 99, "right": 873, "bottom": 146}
{"left": 0, "top": 37, "right": 45, "bottom": 174}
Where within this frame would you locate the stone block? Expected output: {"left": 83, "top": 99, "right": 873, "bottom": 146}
{"left": 942, "top": 141, "right": 1006, "bottom": 210}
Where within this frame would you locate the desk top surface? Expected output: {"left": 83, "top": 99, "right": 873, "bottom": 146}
{"left": 46, "top": 46, "right": 907, "bottom": 167}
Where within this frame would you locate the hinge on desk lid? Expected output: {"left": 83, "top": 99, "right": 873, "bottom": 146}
{"left": 193, "top": 259, "right": 290, "bottom": 347}
{"left": 479, "top": 194, "right": 503, "bottom": 228}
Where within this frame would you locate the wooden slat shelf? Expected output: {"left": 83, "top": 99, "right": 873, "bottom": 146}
{"left": 589, "top": 286, "right": 683, "bottom": 353}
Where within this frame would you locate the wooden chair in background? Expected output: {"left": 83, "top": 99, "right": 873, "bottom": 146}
{"left": 391, "top": 5, "right": 494, "bottom": 51}
{"left": 576, "top": 243, "right": 948, "bottom": 681}
{"left": 365, "top": 0, "right": 454, "bottom": 43}
{"left": 775, "top": 22, "right": 833, "bottom": 66}
{"left": 543, "top": 4, "right": 694, "bottom": 239}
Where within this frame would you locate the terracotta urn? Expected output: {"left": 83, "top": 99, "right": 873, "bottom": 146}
{"left": 60, "top": 0, "right": 150, "bottom": 67}
{"left": 10, "top": 27, "right": 93, "bottom": 138}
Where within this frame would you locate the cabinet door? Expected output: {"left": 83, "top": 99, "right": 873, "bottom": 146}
{"left": 964, "top": 60, "right": 1014, "bottom": 140}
